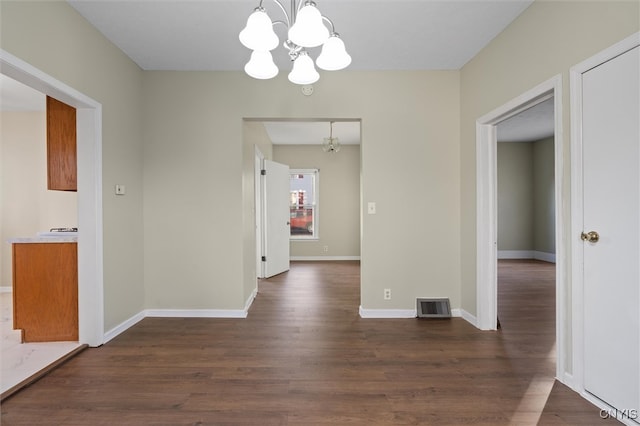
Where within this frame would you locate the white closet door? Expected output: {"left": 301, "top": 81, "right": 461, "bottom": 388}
{"left": 582, "top": 46, "right": 639, "bottom": 414}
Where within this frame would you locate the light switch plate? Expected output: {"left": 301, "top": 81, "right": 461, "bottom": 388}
{"left": 367, "top": 202, "right": 376, "bottom": 214}
{"left": 115, "top": 184, "right": 126, "bottom": 195}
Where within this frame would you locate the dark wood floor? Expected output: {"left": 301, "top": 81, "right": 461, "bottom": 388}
{"left": 1, "top": 260, "right": 606, "bottom": 425}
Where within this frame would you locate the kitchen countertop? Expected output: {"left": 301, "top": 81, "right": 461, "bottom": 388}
{"left": 8, "top": 235, "right": 78, "bottom": 244}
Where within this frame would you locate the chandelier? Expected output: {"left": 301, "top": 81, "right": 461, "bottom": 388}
{"left": 239, "top": 1, "right": 352, "bottom": 85}
{"left": 322, "top": 121, "right": 340, "bottom": 153}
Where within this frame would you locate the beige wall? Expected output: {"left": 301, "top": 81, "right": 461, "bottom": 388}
{"left": 533, "top": 137, "right": 555, "bottom": 254}
{"left": 0, "top": 111, "right": 78, "bottom": 287}
{"left": 1, "top": 1, "right": 145, "bottom": 331}
{"left": 460, "top": 1, "right": 638, "bottom": 372}
{"left": 497, "top": 142, "right": 533, "bottom": 251}
{"left": 143, "top": 70, "right": 461, "bottom": 311}
{"left": 461, "top": 0, "right": 638, "bottom": 313}
{"left": 497, "top": 137, "right": 555, "bottom": 254}
{"left": 274, "top": 144, "right": 361, "bottom": 259}
{"left": 3, "top": 0, "right": 634, "bottom": 344}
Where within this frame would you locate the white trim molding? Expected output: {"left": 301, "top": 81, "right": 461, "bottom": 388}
{"left": 104, "top": 307, "right": 251, "bottom": 343}
{"left": 244, "top": 287, "right": 258, "bottom": 312}
{"left": 103, "top": 311, "right": 145, "bottom": 344}
{"left": 458, "top": 309, "right": 477, "bottom": 327}
{"left": 290, "top": 256, "right": 361, "bottom": 261}
{"left": 0, "top": 287, "right": 12, "bottom": 294}
{"left": 145, "top": 309, "right": 248, "bottom": 319}
{"left": 498, "top": 250, "right": 535, "bottom": 259}
{"left": 476, "top": 74, "right": 566, "bottom": 382}
{"left": 359, "top": 306, "right": 416, "bottom": 318}
{"left": 497, "top": 250, "right": 556, "bottom": 263}
{"left": 359, "top": 306, "right": 466, "bottom": 319}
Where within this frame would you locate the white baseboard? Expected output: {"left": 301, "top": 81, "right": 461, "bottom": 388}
{"left": 497, "top": 250, "right": 556, "bottom": 263}
{"left": 498, "top": 250, "right": 534, "bottom": 259}
{"left": 145, "top": 309, "right": 248, "bottom": 319}
{"left": 359, "top": 306, "right": 416, "bottom": 318}
{"left": 458, "top": 308, "right": 477, "bottom": 327}
{"left": 103, "top": 305, "right": 251, "bottom": 344}
{"left": 103, "top": 311, "right": 145, "bottom": 344}
{"left": 561, "top": 372, "right": 575, "bottom": 391}
{"left": 534, "top": 251, "right": 556, "bottom": 263}
{"left": 0, "top": 286, "right": 12, "bottom": 293}
{"left": 290, "top": 256, "right": 360, "bottom": 261}
{"left": 244, "top": 287, "right": 258, "bottom": 312}
{"left": 359, "top": 306, "right": 468, "bottom": 320}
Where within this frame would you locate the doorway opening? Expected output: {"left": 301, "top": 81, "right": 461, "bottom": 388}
{"left": 245, "top": 118, "right": 361, "bottom": 299}
{"left": 0, "top": 50, "right": 104, "bottom": 395}
{"left": 475, "top": 75, "right": 566, "bottom": 381}
{"left": 495, "top": 96, "right": 556, "bottom": 347}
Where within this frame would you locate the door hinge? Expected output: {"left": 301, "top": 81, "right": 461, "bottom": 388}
{"left": 261, "top": 169, "right": 266, "bottom": 175}
{"left": 261, "top": 256, "right": 266, "bottom": 262}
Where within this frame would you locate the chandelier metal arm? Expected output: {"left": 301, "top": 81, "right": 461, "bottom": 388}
{"left": 321, "top": 15, "right": 336, "bottom": 34}
{"left": 263, "top": 0, "right": 290, "bottom": 27}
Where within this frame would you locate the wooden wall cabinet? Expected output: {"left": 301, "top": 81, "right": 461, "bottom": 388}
{"left": 46, "top": 96, "right": 77, "bottom": 191}
{"left": 12, "top": 243, "right": 78, "bottom": 342}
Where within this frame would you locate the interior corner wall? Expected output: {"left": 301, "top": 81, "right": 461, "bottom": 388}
{"left": 0, "top": 112, "right": 78, "bottom": 288}
{"left": 460, "top": 0, "right": 639, "bottom": 373}
{"left": 274, "top": 144, "right": 361, "bottom": 259}
{"left": 497, "top": 137, "right": 555, "bottom": 258}
{"left": 1, "top": 1, "right": 145, "bottom": 332}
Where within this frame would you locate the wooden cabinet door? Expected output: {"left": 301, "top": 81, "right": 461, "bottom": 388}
{"left": 47, "top": 96, "right": 77, "bottom": 191}
{"left": 12, "top": 243, "right": 79, "bottom": 342}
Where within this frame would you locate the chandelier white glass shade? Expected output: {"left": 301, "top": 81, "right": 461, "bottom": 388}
{"left": 245, "top": 50, "right": 279, "bottom": 79}
{"left": 316, "top": 34, "right": 351, "bottom": 71}
{"left": 322, "top": 121, "right": 340, "bottom": 153}
{"left": 287, "top": 3, "right": 329, "bottom": 48}
{"left": 239, "top": 0, "right": 351, "bottom": 84}
{"left": 239, "top": 9, "right": 279, "bottom": 51}
{"left": 288, "top": 52, "right": 319, "bottom": 84}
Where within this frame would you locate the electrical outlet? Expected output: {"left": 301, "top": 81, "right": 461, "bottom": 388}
{"left": 323, "top": 245, "right": 329, "bottom": 253}
{"left": 384, "top": 288, "right": 391, "bottom": 300}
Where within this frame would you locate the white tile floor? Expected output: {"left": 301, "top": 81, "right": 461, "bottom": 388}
{"left": 1, "top": 292, "right": 82, "bottom": 394}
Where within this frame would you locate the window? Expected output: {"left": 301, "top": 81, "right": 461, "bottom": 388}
{"left": 290, "top": 169, "right": 318, "bottom": 239}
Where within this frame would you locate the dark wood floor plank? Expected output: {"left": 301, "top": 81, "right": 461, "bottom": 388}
{"left": 0, "top": 260, "right": 610, "bottom": 425}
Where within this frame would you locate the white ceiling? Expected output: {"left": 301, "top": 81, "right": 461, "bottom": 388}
{"left": 67, "top": 0, "right": 534, "bottom": 71}
{"left": 2, "top": 1, "right": 555, "bottom": 144}
{"left": 497, "top": 98, "right": 555, "bottom": 142}
{"left": 264, "top": 120, "right": 360, "bottom": 145}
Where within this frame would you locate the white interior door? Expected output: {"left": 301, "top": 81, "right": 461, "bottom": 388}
{"left": 582, "top": 45, "right": 639, "bottom": 414}
{"left": 263, "top": 159, "right": 290, "bottom": 278}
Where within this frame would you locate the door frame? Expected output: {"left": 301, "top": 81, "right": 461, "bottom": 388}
{"left": 475, "top": 74, "right": 565, "bottom": 379}
{"left": 1, "top": 49, "right": 104, "bottom": 347}
{"left": 255, "top": 146, "right": 265, "bottom": 279}
{"left": 569, "top": 32, "right": 640, "bottom": 408}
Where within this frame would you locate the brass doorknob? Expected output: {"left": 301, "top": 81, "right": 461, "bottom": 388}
{"left": 581, "top": 231, "right": 599, "bottom": 243}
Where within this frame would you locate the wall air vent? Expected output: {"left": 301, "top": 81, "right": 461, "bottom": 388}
{"left": 416, "top": 298, "right": 451, "bottom": 318}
